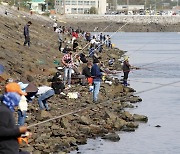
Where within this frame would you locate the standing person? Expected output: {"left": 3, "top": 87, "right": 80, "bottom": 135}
{"left": 58, "top": 30, "right": 63, "bottom": 52}
{"left": 122, "top": 56, "right": 131, "bottom": 86}
{"left": 53, "top": 21, "right": 57, "bottom": 31}
{"left": 62, "top": 51, "right": 74, "bottom": 88}
{"left": 91, "top": 58, "right": 102, "bottom": 103}
{"left": 23, "top": 21, "right": 32, "bottom": 47}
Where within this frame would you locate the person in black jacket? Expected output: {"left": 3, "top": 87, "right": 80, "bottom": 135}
{"left": 0, "top": 92, "right": 29, "bottom": 154}
{"left": 51, "top": 72, "right": 65, "bottom": 94}
{"left": 23, "top": 21, "right": 32, "bottom": 47}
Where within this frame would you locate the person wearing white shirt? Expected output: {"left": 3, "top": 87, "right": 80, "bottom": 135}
{"left": 18, "top": 95, "right": 28, "bottom": 126}
{"left": 37, "top": 86, "right": 55, "bottom": 111}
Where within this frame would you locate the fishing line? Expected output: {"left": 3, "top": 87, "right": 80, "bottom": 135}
{"left": 27, "top": 78, "right": 180, "bottom": 129}
{"left": 81, "top": 21, "right": 115, "bottom": 51}
{"left": 88, "top": 22, "right": 129, "bottom": 56}
{"left": 129, "top": 79, "right": 180, "bottom": 88}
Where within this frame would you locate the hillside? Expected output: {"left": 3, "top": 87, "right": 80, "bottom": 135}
{"left": 0, "top": 5, "right": 62, "bottom": 84}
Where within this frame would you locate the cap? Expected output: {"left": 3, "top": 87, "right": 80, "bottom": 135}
{"left": 6, "top": 82, "right": 27, "bottom": 96}
{"left": 124, "top": 56, "right": 129, "bottom": 61}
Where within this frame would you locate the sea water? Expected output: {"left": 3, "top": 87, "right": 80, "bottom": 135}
{"left": 71, "top": 32, "right": 180, "bottom": 154}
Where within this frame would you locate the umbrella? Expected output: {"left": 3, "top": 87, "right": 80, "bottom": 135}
{"left": 25, "top": 83, "right": 38, "bottom": 93}
{"left": 0, "top": 64, "right": 4, "bottom": 75}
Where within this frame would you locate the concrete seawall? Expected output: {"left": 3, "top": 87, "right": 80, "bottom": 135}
{"left": 63, "top": 15, "right": 180, "bottom": 24}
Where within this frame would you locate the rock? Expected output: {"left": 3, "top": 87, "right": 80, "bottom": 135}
{"left": 20, "top": 146, "right": 34, "bottom": 153}
{"left": 33, "top": 150, "right": 42, "bottom": 154}
{"left": 51, "top": 124, "right": 60, "bottom": 130}
{"left": 129, "top": 96, "right": 142, "bottom": 103}
{"left": 60, "top": 117, "right": 71, "bottom": 129}
{"left": 105, "top": 110, "right": 118, "bottom": 122}
{"left": 52, "top": 130, "right": 66, "bottom": 137}
{"left": 79, "top": 125, "right": 91, "bottom": 134}
{"left": 76, "top": 137, "right": 87, "bottom": 145}
{"left": 155, "top": 125, "right": 161, "bottom": 127}
{"left": 79, "top": 116, "right": 91, "bottom": 125}
{"left": 62, "top": 137, "right": 77, "bottom": 146}
{"left": 36, "top": 110, "right": 52, "bottom": 120}
{"left": 126, "top": 122, "right": 139, "bottom": 128}
{"left": 121, "top": 111, "right": 134, "bottom": 121}
{"left": 114, "top": 118, "right": 126, "bottom": 130}
{"left": 89, "top": 124, "right": 102, "bottom": 134}
{"left": 133, "top": 114, "right": 148, "bottom": 122}
{"left": 121, "top": 126, "right": 135, "bottom": 132}
{"left": 102, "top": 133, "right": 120, "bottom": 142}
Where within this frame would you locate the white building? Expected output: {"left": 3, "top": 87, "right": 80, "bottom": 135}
{"left": 55, "top": 0, "right": 107, "bottom": 15}
{"left": 117, "top": 5, "right": 144, "bottom": 11}
{"left": 28, "top": 0, "right": 47, "bottom": 14}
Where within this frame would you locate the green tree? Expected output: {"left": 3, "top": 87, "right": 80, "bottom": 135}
{"left": 89, "top": 6, "right": 97, "bottom": 14}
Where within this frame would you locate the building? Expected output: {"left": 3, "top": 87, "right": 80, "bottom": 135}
{"left": 28, "top": 0, "right": 47, "bottom": 14}
{"left": 117, "top": 5, "right": 144, "bottom": 11}
{"left": 55, "top": 0, "right": 107, "bottom": 15}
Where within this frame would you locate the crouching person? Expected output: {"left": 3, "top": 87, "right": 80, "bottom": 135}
{"left": 36, "top": 86, "right": 55, "bottom": 111}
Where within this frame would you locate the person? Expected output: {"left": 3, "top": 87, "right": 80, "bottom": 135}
{"left": 36, "top": 86, "right": 55, "bottom": 111}
{"left": 23, "top": 21, "right": 32, "bottom": 47}
{"left": 62, "top": 51, "right": 74, "bottom": 88}
{"left": 122, "top": 56, "right": 131, "bottom": 86}
{"left": 80, "top": 53, "right": 88, "bottom": 63}
{"left": 17, "top": 95, "right": 28, "bottom": 126}
{"left": 58, "top": 30, "right": 63, "bottom": 52}
{"left": 0, "top": 82, "right": 31, "bottom": 154}
{"left": 73, "top": 40, "right": 78, "bottom": 52}
{"left": 53, "top": 21, "right": 57, "bottom": 31}
{"left": 51, "top": 72, "right": 65, "bottom": 94}
{"left": 82, "top": 62, "right": 93, "bottom": 85}
{"left": 91, "top": 58, "right": 102, "bottom": 103}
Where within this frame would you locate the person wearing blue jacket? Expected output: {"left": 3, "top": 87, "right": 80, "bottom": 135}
{"left": 91, "top": 58, "right": 102, "bottom": 103}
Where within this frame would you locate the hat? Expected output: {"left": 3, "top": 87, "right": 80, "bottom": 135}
{"left": 124, "top": 56, "right": 129, "bottom": 61}
{"left": 6, "top": 82, "right": 27, "bottom": 96}
{"left": 93, "top": 58, "right": 99, "bottom": 64}
{"left": 28, "top": 21, "right": 32, "bottom": 24}
{"left": 0, "top": 64, "right": 4, "bottom": 75}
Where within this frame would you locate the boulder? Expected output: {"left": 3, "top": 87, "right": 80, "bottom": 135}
{"left": 133, "top": 114, "right": 148, "bottom": 122}
{"left": 105, "top": 110, "right": 118, "bottom": 122}
{"left": 129, "top": 96, "right": 142, "bottom": 103}
{"left": 121, "top": 111, "right": 134, "bottom": 121}
{"left": 36, "top": 110, "right": 52, "bottom": 121}
{"left": 79, "top": 125, "right": 91, "bottom": 134}
{"left": 89, "top": 124, "right": 102, "bottom": 134}
{"left": 114, "top": 118, "right": 127, "bottom": 130}
{"left": 102, "top": 133, "right": 120, "bottom": 142}
{"left": 126, "top": 122, "right": 139, "bottom": 128}
{"left": 79, "top": 116, "right": 91, "bottom": 125}
{"left": 60, "top": 117, "right": 71, "bottom": 129}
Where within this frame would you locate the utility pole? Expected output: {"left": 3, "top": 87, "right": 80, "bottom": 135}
{"left": 155, "top": 0, "right": 157, "bottom": 15}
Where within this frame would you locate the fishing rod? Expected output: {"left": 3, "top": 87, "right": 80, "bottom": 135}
{"left": 27, "top": 77, "right": 180, "bottom": 129}
{"left": 81, "top": 21, "right": 115, "bottom": 51}
{"left": 88, "top": 22, "right": 129, "bottom": 57}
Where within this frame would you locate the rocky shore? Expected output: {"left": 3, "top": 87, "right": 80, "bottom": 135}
{"left": 0, "top": 5, "right": 148, "bottom": 153}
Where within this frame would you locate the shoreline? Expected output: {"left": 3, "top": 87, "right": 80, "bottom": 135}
{"left": 0, "top": 5, "right": 148, "bottom": 153}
